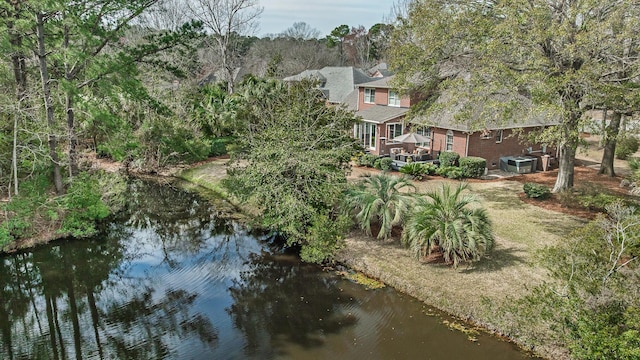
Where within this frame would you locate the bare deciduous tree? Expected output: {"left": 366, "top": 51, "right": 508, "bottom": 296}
{"left": 187, "top": 0, "right": 263, "bottom": 93}
{"left": 279, "top": 22, "right": 321, "bottom": 40}
{"left": 139, "top": 0, "right": 190, "bottom": 31}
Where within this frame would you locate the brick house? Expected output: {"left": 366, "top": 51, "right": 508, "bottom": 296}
{"left": 353, "top": 76, "right": 558, "bottom": 170}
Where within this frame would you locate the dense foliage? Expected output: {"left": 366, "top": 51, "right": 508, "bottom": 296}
{"left": 506, "top": 204, "right": 640, "bottom": 359}
{"left": 523, "top": 183, "right": 551, "bottom": 200}
{"left": 459, "top": 157, "right": 486, "bottom": 178}
{"left": 390, "top": 0, "right": 640, "bottom": 192}
{"left": 399, "top": 162, "right": 436, "bottom": 180}
{"left": 223, "top": 79, "right": 360, "bottom": 263}
{"left": 438, "top": 151, "right": 460, "bottom": 167}
{"left": 616, "top": 136, "right": 639, "bottom": 160}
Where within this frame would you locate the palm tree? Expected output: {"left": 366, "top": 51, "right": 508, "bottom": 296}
{"left": 402, "top": 183, "right": 494, "bottom": 268}
{"left": 342, "top": 173, "right": 416, "bottom": 239}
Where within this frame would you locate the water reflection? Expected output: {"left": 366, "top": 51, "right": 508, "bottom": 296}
{"left": 228, "top": 251, "right": 358, "bottom": 358}
{"left": 0, "top": 179, "right": 536, "bottom": 360}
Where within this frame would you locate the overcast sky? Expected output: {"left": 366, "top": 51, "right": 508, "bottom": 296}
{"left": 258, "top": 0, "right": 397, "bottom": 37}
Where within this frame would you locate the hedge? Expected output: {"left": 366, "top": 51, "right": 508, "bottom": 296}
{"left": 438, "top": 151, "right": 460, "bottom": 167}
{"left": 460, "top": 156, "right": 486, "bottom": 178}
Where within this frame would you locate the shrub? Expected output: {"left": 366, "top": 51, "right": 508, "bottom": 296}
{"left": 436, "top": 166, "right": 464, "bottom": 179}
{"left": 358, "top": 154, "right": 378, "bottom": 167}
{"left": 616, "top": 136, "right": 639, "bottom": 160}
{"left": 459, "top": 156, "right": 486, "bottom": 178}
{"left": 423, "top": 163, "right": 438, "bottom": 175}
{"left": 209, "top": 136, "right": 234, "bottom": 156}
{"left": 629, "top": 157, "right": 640, "bottom": 182}
{"left": 578, "top": 193, "right": 620, "bottom": 211}
{"left": 373, "top": 158, "right": 382, "bottom": 169}
{"left": 400, "top": 163, "right": 428, "bottom": 180}
{"left": 379, "top": 157, "right": 394, "bottom": 172}
{"left": 59, "top": 173, "right": 111, "bottom": 238}
{"left": 438, "top": 151, "right": 460, "bottom": 167}
{"left": 523, "top": 182, "right": 551, "bottom": 199}
{"left": 557, "top": 189, "right": 578, "bottom": 208}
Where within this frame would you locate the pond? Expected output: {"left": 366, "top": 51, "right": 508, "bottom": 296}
{"left": 0, "top": 180, "right": 538, "bottom": 359}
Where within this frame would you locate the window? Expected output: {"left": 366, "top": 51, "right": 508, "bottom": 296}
{"left": 495, "top": 129, "right": 503, "bottom": 143}
{"left": 445, "top": 130, "right": 454, "bottom": 151}
{"left": 415, "top": 126, "right": 432, "bottom": 148}
{"left": 364, "top": 88, "right": 375, "bottom": 104}
{"left": 386, "top": 123, "right": 404, "bottom": 144}
{"left": 388, "top": 91, "right": 401, "bottom": 106}
{"left": 354, "top": 121, "right": 376, "bottom": 149}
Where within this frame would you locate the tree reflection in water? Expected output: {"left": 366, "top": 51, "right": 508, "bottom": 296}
{"left": 0, "top": 180, "right": 220, "bottom": 360}
{"left": 228, "top": 250, "right": 358, "bottom": 358}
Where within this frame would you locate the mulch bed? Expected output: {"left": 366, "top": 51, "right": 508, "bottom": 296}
{"left": 511, "top": 161, "right": 632, "bottom": 219}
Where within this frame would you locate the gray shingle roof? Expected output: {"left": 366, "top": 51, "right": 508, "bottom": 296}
{"left": 283, "top": 66, "right": 375, "bottom": 103}
{"left": 409, "top": 79, "right": 559, "bottom": 132}
{"left": 356, "top": 105, "right": 409, "bottom": 124}
{"left": 359, "top": 75, "right": 395, "bottom": 89}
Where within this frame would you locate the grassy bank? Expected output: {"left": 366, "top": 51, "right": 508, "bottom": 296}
{"left": 180, "top": 162, "right": 585, "bottom": 359}
{"left": 339, "top": 169, "right": 585, "bottom": 359}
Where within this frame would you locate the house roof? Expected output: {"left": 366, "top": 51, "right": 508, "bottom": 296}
{"left": 409, "top": 79, "right": 559, "bottom": 132}
{"left": 283, "top": 66, "right": 375, "bottom": 103}
{"left": 359, "top": 75, "right": 395, "bottom": 89}
{"left": 356, "top": 105, "right": 409, "bottom": 124}
{"left": 282, "top": 69, "right": 326, "bottom": 82}
{"left": 368, "top": 63, "right": 393, "bottom": 77}
{"left": 342, "top": 89, "right": 359, "bottom": 111}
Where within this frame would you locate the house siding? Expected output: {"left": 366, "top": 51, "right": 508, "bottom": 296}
{"left": 466, "top": 128, "right": 550, "bottom": 169}
{"left": 358, "top": 87, "right": 410, "bottom": 110}
{"left": 430, "top": 128, "right": 467, "bottom": 156}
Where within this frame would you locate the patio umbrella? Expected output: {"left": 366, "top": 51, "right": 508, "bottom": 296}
{"left": 391, "top": 132, "right": 431, "bottom": 143}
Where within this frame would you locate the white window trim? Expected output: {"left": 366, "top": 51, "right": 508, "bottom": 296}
{"left": 386, "top": 122, "right": 404, "bottom": 144}
{"left": 364, "top": 88, "right": 375, "bottom": 104}
{"left": 445, "top": 130, "right": 454, "bottom": 151}
{"left": 354, "top": 121, "right": 377, "bottom": 150}
{"left": 415, "top": 126, "right": 432, "bottom": 148}
{"left": 388, "top": 91, "right": 401, "bottom": 107}
{"left": 495, "top": 129, "right": 503, "bottom": 143}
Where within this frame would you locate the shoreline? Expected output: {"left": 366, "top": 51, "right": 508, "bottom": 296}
{"left": 2, "top": 156, "right": 570, "bottom": 359}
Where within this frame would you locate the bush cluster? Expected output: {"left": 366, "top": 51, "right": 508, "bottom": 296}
{"left": 374, "top": 157, "right": 394, "bottom": 171}
{"left": 459, "top": 156, "right": 486, "bottom": 178}
{"left": 210, "top": 136, "right": 234, "bottom": 156}
{"left": 616, "top": 136, "right": 639, "bottom": 160}
{"left": 436, "top": 166, "right": 464, "bottom": 179}
{"left": 399, "top": 163, "right": 436, "bottom": 180}
{"left": 358, "top": 153, "right": 379, "bottom": 167}
{"left": 438, "top": 151, "right": 460, "bottom": 167}
{"left": 523, "top": 182, "right": 551, "bottom": 199}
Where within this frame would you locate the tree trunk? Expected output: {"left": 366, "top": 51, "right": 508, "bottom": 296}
{"left": 64, "top": 265, "right": 82, "bottom": 360}
{"left": 553, "top": 142, "right": 577, "bottom": 192}
{"left": 36, "top": 12, "right": 64, "bottom": 194}
{"left": 45, "top": 293, "right": 61, "bottom": 360}
{"left": 86, "top": 289, "right": 105, "bottom": 360}
{"left": 12, "top": 109, "right": 18, "bottom": 197}
{"left": 64, "top": 25, "right": 78, "bottom": 178}
{"left": 66, "top": 93, "right": 78, "bottom": 177}
{"left": 9, "top": 8, "right": 28, "bottom": 198}
{"left": 599, "top": 108, "right": 607, "bottom": 147}
{"left": 598, "top": 111, "right": 621, "bottom": 177}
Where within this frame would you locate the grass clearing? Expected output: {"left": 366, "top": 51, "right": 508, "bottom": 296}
{"left": 340, "top": 168, "right": 585, "bottom": 358}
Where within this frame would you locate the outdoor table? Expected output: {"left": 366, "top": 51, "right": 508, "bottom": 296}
{"left": 398, "top": 154, "right": 414, "bottom": 162}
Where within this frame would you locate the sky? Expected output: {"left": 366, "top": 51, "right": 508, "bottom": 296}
{"left": 257, "top": 0, "right": 397, "bottom": 37}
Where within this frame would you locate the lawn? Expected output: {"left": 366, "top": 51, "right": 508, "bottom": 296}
{"left": 341, "top": 167, "right": 586, "bottom": 358}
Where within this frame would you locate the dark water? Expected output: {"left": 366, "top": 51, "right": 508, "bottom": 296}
{"left": 0, "top": 180, "right": 537, "bottom": 360}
